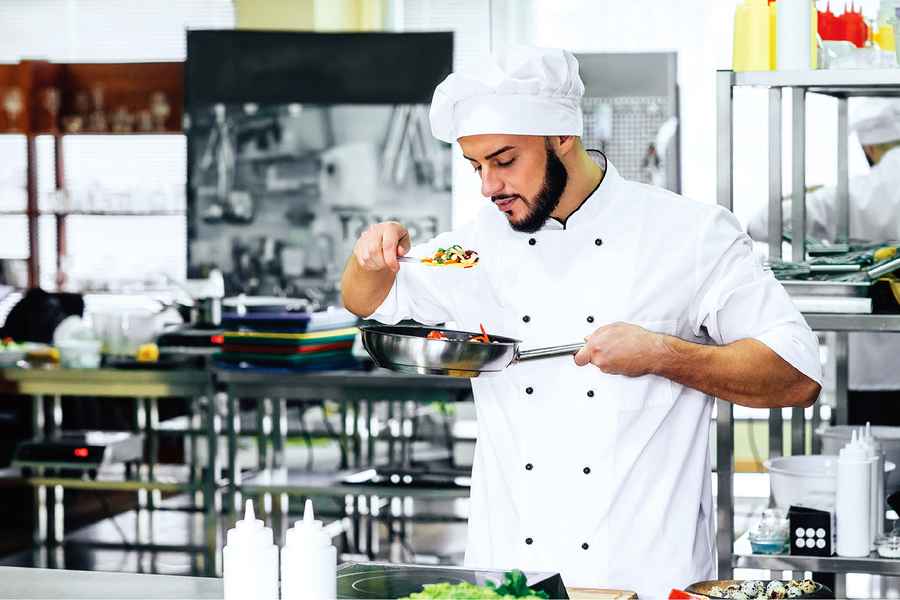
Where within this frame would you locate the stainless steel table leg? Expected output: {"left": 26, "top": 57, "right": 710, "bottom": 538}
{"left": 791, "top": 406, "right": 806, "bottom": 456}
{"left": 33, "top": 483, "right": 48, "bottom": 568}
{"left": 273, "top": 398, "right": 286, "bottom": 470}
{"left": 353, "top": 399, "right": 361, "bottom": 467}
{"left": 716, "top": 397, "right": 735, "bottom": 580}
{"left": 135, "top": 397, "right": 148, "bottom": 513}
{"left": 50, "top": 395, "right": 62, "bottom": 437}
{"left": 147, "top": 397, "right": 160, "bottom": 509}
{"left": 340, "top": 399, "right": 349, "bottom": 470}
{"left": 835, "top": 331, "right": 849, "bottom": 426}
{"left": 189, "top": 396, "right": 202, "bottom": 509}
{"left": 227, "top": 392, "right": 239, "bottom": 520}
{"left": 388, "top": 399, "right": 396, "bottom": 466}
{"left": 31, "top": 394, "right": 47, "bottom": 564}
{"left": 51, "top": 484, "right": 64, "bottom": 565}
{"left": 204, "top": 392, "right": 221, "bottom": 577}
{"left": 258, "top": 397, "right": 271, "bottom": 471}
{"left": 834, "top": 573, "right": 847, "bottom": 599}
{"left": 366, "top": 397, "right": 375, "bottom": 466}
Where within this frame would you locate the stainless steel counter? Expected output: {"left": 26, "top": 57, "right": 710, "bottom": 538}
{"left": 0, "top": 566, "right": 222, "bottom": 599}
{"left": 0, "top": 366, "right": 209, "bottom": 398}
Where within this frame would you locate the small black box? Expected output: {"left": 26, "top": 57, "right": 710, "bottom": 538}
{"left": 789, "top": 505, "right": 835, "bottom": 556}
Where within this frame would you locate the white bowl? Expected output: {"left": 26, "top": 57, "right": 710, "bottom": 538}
{"left": 765, "top": 454, "right": 895, "bottom": 510}
{"left": 57, "top": 339, "right": 102, "bottom": 369}
{"left": 0, "top": 349, "right": 26, "bottom": 367}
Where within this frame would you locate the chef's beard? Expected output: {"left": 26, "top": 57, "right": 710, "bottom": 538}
{"left": 506, "top": 144, "right": 568, "bottom": 233}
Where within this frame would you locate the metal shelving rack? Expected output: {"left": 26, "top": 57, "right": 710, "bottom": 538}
{"left": 716, "top": 69, "right": 900, "bottom": 593}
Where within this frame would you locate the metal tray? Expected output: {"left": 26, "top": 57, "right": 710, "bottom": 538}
{"left": 780, "top": 279, "right": 872, "bottom": 298}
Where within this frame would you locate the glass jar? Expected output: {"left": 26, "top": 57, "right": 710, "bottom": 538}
{"left": 749, "top": 508, "right": 790, "bottom": 555}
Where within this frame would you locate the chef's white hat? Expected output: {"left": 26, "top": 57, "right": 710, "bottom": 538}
{"left": 429, "top": 46, "right": 585, "bottom": 143}
{"left": 851, "top": 99, "right": 900, "bottom": 145}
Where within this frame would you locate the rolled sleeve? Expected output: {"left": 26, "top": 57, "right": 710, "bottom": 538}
{"left": 691, "top": 207, "right": 823, "bottom": 385}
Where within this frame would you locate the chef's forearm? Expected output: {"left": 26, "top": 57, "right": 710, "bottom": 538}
{"left": 340, "top": 257, "right": 395, "bottom": 318}
{"left": 651, "top": 336, "right": 820, "bottom": 409}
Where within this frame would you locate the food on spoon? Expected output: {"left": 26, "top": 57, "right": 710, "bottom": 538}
{"left": 421, "top": 244, "right": 479, "bottom": 268}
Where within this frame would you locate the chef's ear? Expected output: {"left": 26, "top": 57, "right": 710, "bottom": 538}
{"left": 555, "top": 135, "right": 578, "bottom": 157}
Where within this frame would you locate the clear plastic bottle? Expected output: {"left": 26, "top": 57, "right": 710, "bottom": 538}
{"left": 281, "top": 499, "right": 337, "bottom": 600}
{"left": 861, "top": 423, "right": 886, "bottom": 549}
{"left": 223, "top": 500, "right": 279, "bottom": 600}
{"left": 837, "top": 430, "right": 872, "bottom": 557}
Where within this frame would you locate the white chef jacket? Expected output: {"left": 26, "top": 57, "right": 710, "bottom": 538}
{"left": 370, "top": 155, "right": 822, "bottom": 599}
{"left": 747, "top": 146, "right": 900, "bottom": 390}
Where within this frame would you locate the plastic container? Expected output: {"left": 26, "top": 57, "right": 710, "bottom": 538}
{"left": 749, "top": 508, "right": 790, "bottom": 554}
{"left": 222, "top": 500, "right": 278, "bottom": 600}
{"left": 734, "top": 0, "right": 772, "bottom": 71}
{"left": 57, "top": 339, "right": 102, "bottom": 369}
{"left": 877, "top": 522, "right": 900, "bottom": 558}
{"left": 837, "top": 431, "right": 872, "bottom": 557}
{"left": 819, "top": 424, "right": 900, "bottom": 491}
{"left": 895, "top": 7, "right": 900, "bottom": 64}
{"left": 777, "top": 0, "right": 815, "bottom": 70}
{"left": 281, "top": 499, "right": 337, "bottom": 600}
{"left": 861, "top": 424, "right": 886, "bottom": 549}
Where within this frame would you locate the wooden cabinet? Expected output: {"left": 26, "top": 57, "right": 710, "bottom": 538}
{"left": 0, "top": 60, "right": 184, "bottom": 288}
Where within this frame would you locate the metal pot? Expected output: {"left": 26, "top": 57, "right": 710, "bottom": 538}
{"left": 360, "top": 325, "right": 583, "bottom": 378}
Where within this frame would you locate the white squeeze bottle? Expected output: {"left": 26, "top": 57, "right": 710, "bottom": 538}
{"left": 837, "top": 430, "right": 872, "bottom": 557}
{"left": 861, "top": 423, "right": 886, "bottom": 548}
{"left": 281, "top": 499, "right": 337, "bottom": 600}
{"left": 223, "top": 500, "right": 279, "bottom": 600}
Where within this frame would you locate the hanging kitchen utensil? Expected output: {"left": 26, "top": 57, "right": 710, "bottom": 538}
{"left": 361, "top": 325, "right": 583, "bottom": 378}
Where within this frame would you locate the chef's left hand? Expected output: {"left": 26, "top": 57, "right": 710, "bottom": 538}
{"left": 573, "top": 322, "right": 664, "bottom": 377}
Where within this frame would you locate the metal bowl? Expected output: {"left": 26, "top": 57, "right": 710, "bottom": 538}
{"left": 360, "top": 325, "right": 520, "bottom": 377}
{"left": 685, "top": 580, "right": 832, "bottom": 599}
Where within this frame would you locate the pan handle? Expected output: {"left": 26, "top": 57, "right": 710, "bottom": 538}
{"left": 515, "top": 343, "right": 584, "bottom": 363}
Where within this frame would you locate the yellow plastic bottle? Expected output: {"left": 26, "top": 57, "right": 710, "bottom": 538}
{"left": 811, "top": 0, "right": 819, "bottom": 68}
{"left": 770, "top": 1, "right": 778, "bottom": 70}
{"left": 876, "top": 23, "right": 897, "bottom": 52}
{"left": 734, "top": 0, "right": 772, "bottom": 71}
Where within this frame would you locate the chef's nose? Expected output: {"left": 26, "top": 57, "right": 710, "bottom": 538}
{"left": 480, "top": 168, "right": 504, "bottom": 197}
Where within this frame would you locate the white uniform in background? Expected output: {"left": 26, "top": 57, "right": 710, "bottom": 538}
{"left": 371, "top": 153, "right": 822, "bottom": 597}
{"left": 747, "top": 100, "right": 900, "bottom": 391}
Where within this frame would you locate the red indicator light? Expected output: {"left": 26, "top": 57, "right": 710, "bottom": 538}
{"left": 211, "top": 335, "right": 224, "bottom": 345}
{"left": 73, "top": 447, "right": 89, "bottom": 458}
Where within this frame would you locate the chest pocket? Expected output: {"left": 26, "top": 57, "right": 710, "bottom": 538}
{"left": 613, "top": 319, "right": 679, "bottom": 412}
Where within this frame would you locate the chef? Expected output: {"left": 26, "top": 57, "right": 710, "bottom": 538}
{"left": 748, "top": 99, "right": 900, "bottom": 426}
{"left": 341, "top": 46, "right": 822, "bottom": 598}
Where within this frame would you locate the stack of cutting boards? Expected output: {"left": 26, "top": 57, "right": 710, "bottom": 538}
{"left": 214, "top": 308, "right": 360, "bottom": 372}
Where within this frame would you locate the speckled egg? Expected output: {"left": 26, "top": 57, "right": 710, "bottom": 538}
{"left": 732, "top": 592, "right": 749, "bottom": 600}
{"left": 798, "top": 580, "right": 816, "bottom": 594}
{"left": 741, "top": 580, "right": 764, "bottom": 597}
{"left": 710, "top": 586, "right": 725, "bottom": 598}
{"left": 786, "top": 586, "right": 803, "bottom": 599}
{"left": 766, "top": 580, "right": 787, "bottom": 599}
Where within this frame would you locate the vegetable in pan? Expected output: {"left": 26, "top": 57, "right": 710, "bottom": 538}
{"left": 426, "top": 324, "right": 493, "bottom": 343}
{"left": 400, "top": 570, "right": 548, "bottom": 600}
{"left": 421, "top": 244, "right": 479, "bottom": 268}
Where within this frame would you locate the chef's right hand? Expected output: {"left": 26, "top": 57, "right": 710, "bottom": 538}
{"left": 353, "top": 221, "right": 411, "bottom": 274}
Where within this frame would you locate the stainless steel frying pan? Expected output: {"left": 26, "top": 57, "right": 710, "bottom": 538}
{"left": 360, "top": 325, "right": 583, "bottom": 378}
